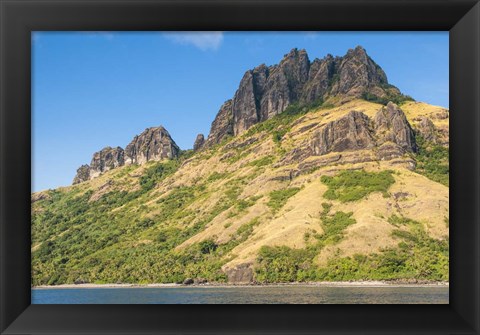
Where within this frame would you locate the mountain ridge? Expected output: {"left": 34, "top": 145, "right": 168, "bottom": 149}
{"left": 73, "top": 126, "right": 179, "bottom": 184}
{"left": 73, "top": 46, "right": 412, "bottom": 184}
{"left": 201, "top": 45, "right": 412, "bottom": 148}
{"left": 32, "top": 46, "right": 449, "bottom": 286}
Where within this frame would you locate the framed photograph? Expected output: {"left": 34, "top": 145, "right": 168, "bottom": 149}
{"left": 1, "top": 0, "right": 479, "bottom": 334}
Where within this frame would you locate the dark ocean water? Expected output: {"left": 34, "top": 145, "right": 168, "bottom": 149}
{"left": 31, "top": 285, "right": 449, "bottom": 304}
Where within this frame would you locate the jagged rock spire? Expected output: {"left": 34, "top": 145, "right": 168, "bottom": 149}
{"left": 193, "top": 134, "right": 205, "bottom": 151}
{"left": 204, "top": 46, "right": 406, "bottom": 147}
{"left": 125, "top": 126, "right": 179, "bottom": 165}
{"left": 73, "top": 126, "right": 179, "bottom": 184}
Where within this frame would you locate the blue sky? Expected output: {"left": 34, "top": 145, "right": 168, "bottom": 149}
{"left": 32, "top": 31, "right": 448, "bottom": 192}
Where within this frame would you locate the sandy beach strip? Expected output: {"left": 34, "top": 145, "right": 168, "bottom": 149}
{"left": 32, "top": 281, "right": 449, "bottom": 289}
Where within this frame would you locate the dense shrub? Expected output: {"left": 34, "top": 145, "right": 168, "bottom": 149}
{"left": 361, "top": 91, "right": 414, "bottom": 106}
{"left": 139, "top": 160, "right": 179, "bottom": 191}
{"left": 207, "top": 171, "right": 230, "bottom": 182}
{"left": 255, "top": 246, "right": 315, "bottom": 283}
{"left": 267, "top": 187, "right": 301, "bottom": 213}
{"left": 255, "top": 212, "right": 448, "bottom": 283}
{"left": 244, "top": 98, "right": 330, "bottom": 138}
{"left": 248, "top": 156, "right": 275, "bottom": 167}
{"left": 321, "top": 170, "right": 395, "bottom": 202}
{"left": 318, "top": 203, "right": 356, "bottom": 245}
{"left": 414, "top": 135, "right": 449, "bottom": 187}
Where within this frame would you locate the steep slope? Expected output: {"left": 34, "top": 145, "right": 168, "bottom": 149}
{"left": 32, "top": 99, "right": 449, "bottom": 285}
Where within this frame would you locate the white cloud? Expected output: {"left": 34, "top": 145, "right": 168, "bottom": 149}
{"left": 164, "top": 32, "right": 223, "bottom": 51}
{"left": 80, "top": 31, "right": 115, "bottom": 40}
{"left": 303, "top": 32, "right": 318, "bottom": 40}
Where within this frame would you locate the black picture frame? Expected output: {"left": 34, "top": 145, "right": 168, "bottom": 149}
{"left": 1, "top": 0, "right": 479, "bottom": 334}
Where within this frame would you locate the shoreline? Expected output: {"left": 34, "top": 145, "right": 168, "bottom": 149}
{"left": 33, "top": 281, "right": 449, "bottom": 290}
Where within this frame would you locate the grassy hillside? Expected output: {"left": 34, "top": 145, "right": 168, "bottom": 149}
{"left": 31, "top": 99, "right": 449, "bottom": 285}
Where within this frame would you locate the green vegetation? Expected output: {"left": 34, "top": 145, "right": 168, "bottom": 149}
{"left": 415, "top": 135, "right": 449, "bottom": 187}
{"left": 207, "top": 171, "right": 230, "bottom": 182}
{"left": 256, "top": 246, "right": 315, "bottom": 282}
{"left": 255, "top": 203, "right": 356, "bottom": 283}
{"left": 317, "top": 216, "right": 448, "bottom": 281}
{"left": 235, "top": 195, "right": 262, "bottom": 212}
{"left": 317, "top": 203, "right": 356, "bottom": 246}
{"left": 178, "top": 149, "right": 195, "bottom": 161}
{"left": 225, "top": 150, "right": 250, "bottom": 164}
{"left": 321, "top": 170, "right": 395, "bottom": 202}
{"left": 30, "top": 165, "right": 242, "bottom": 285}
{"left": 244, "top": 99, "right": 330, "bottom": 139}
{"left": 267, "top": 187, "right": 301, "bottom": 213}
{"left": 31, "top": 161, "right": 272, "bottom": 285}
{"left": 226, "top": 218, "right": 261, "bottom": 249}
{"left": 32, "top": 162, "right": 278, "bottom": 285}
{"left": 248, "top": 156, "right": 275, "bottom": 168}
{"left": 361, "top": 90, "right": 415, "bottom": 106}
{"left": 255, "top": 211, "right": 448, "bottom": 283}
{"left": 272, "top": 129, "right": 287, "bottom": 144}
{"left": 31, "top": 95, "right": 449, "bottom": 285}
{"left": 388, "top": 214, "right": 416, "bottom": 227}
{"left": 155, "top": 186, "right": 199, "bottom": 221}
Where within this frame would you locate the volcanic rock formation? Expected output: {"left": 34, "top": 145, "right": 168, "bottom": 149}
{"left": 124, "top": 126, "right": 179, "bottom": 165}
{"left": 204, "top": 46, "right": 408, "bottom": 146}
{"left": 310, "top": 103, "right": 417, "bottom": 159}
{"left": 73, "top": 126, "right": 179, "bottom": 184}
{"left": 193, "top": 134, "right": 205, "bottom": 151}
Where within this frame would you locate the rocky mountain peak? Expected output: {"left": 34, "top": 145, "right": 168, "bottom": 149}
{"left": 72, "top": 164, "right": 91, "bottom": 185}
{"left": 204, "top": 46, "right": 407, "bottom": 146}
{"left": 346, "top": 45, "right": 368, "bottom": 59}
{"left": 253, "top": 63, "right": 269, "bottom": 73}
{"left": 90, "top": 146, "right": 125, "bottom": 177}
{"left": 193, "top": 134, "right": 205, "bottom": 151}
{"left": 204, "top": 99, "right": 234, "bottom": 148}
{"left": 73, "top": 125, "right": 179, "bottom": 184}
{"left": 72, "top": 146, "right": 125, "bottom": 184}
{"left": 329, "top": 45, "right": 389, "bottom": 98}
{"left": 279, "top": 47, "right": 310, "bottom": 95}
{"left": 281, "top": 48, "right": 309, "bottom": 64}
{"left": 125, "top": 126, "right": 179, "bottom": 165}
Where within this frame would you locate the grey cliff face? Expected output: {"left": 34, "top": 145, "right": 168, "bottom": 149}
{"left": 232, "top": 71, "right": 261, "bottom": 136}
{"left": 73, "top": 147, "right": 124, "bottom": 184}
{"left": 257, "top": 67, "right": 290, "bottom": 123}
{"left": 329, "top": 46, "right": 391, "bottom": 98}
{"left": 312, "top": 111, "right": 376, "bottom": 156}
{"left": 301, "top": 54, "right": 336, "bottom": 103}
{"left": 193, "top": 134, "right": 205, "bottom": 151}
{"left": 259, "top": 48, "right": 310, "bottom": 121}
{"left": 204, "top": 99, "right": 234, "bottom": 147}
{"left": 374, "top": 102, "right": 417, "bottom": 153}
{"left": 89, "top": 146, "right": 125, "bottom": 179}
{"left": 231, "top": 49, "right": 311, "bottom": 136}
{"left": 415, "top": 116, "right": 438, "bottom": 144}
{"left": 73, "top": 146, "right": 124, "bottom": 183}
{"left": 125, "top": 126, "right": 179, "bottom": 165}
{"left": 205, "top": 46, "right": 405, "bottom": 144}
{"left": 73, "top": 126, "right": 179, "bottom": 184}
{"left": 310, "top": 103, "right": 416, "bottom": 158}
{"left": 72, "top": 164, "right": 91, "bottom": 184}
